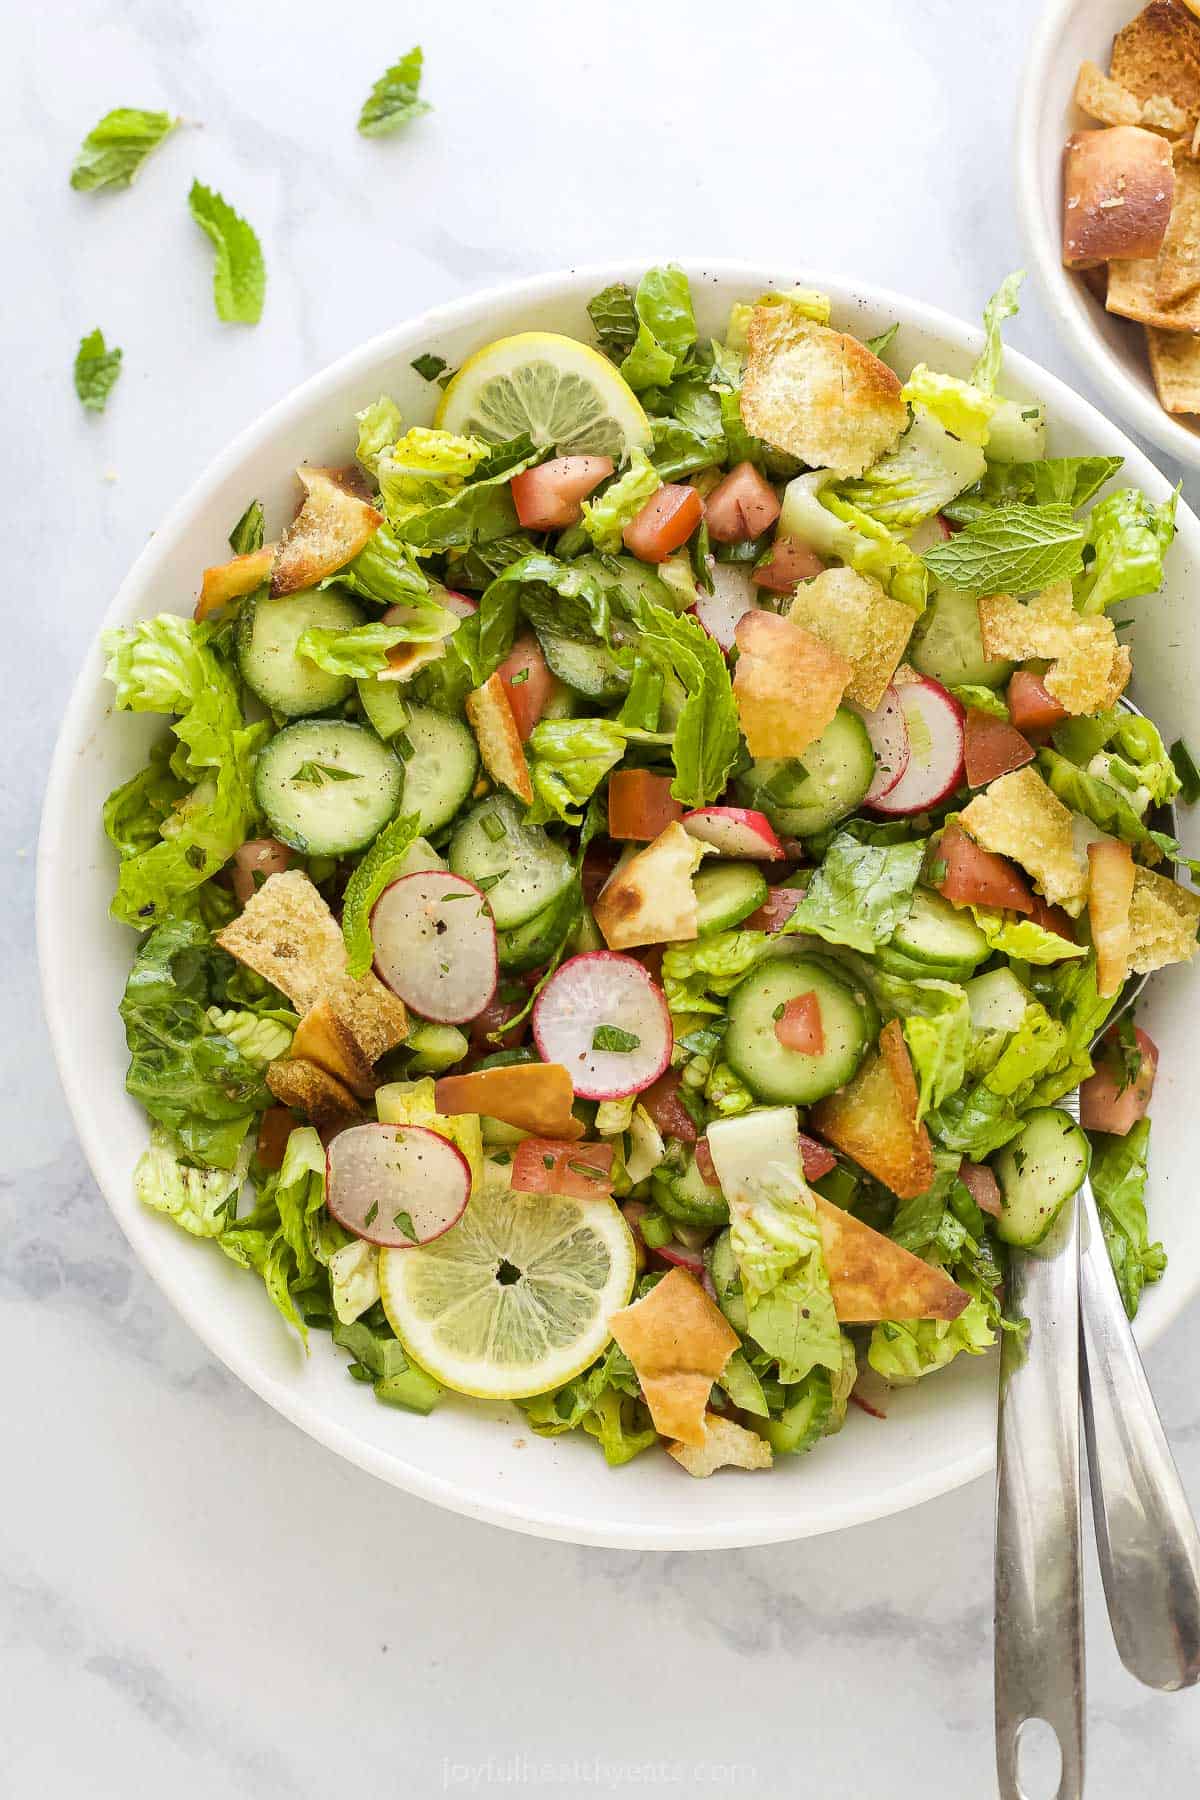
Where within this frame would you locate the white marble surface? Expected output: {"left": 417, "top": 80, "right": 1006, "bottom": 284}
{"left": 8, "top": 0, "right": 1200, "bottom": 1792}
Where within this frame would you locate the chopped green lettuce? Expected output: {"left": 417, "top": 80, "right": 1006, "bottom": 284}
{"left": 838, "top": 412, "right": 985, "bottom": 529}
{"left": 785, "top": 833, "right": 926, "bottom": 954}
{"left": 1053, "top": 710, "right": 1181, "bottom": 807}
{"left": 134, "top": 1127, "right": 251, "bottom": 1238}
{"left": 355, "top": 395, "right": 405, "bottom": 474}
{"left": 325, "top": 522, "right": 432, "bottom": 609}
{"left": 204, "top": 1007, "right": 294, "bottom": 1065}
{"left": 945, "top": 454, "right": 1122, "bottom": 522}
{"left": 1075, "top": 489, "right": 1176, "bottom": 615}
{"left": 970, "top": 907, "right": 1087, "bottom": 964}
{"left": 328, "top": 1238, "right": 381, "bottom": 1325}
{"left": 1037, "top": 747, "right": 1165, "bottom": 855}
{"left": 525, "top": 718, "right": 626, "bottom": 825}
{"left": 901, "top": 364, "right": 997, "bottom": 447}
{"left": 340, "top": 812, "right": 422, "bottom": 978}
{"left": 229, "top": 499, "right": 265, "bottom": 555}
{"left": 951, "top": 684, "right": 1009, "bottom": 720}
{"left": 617, "top": 265, "right": 697, "bottom": 392}
{"left": 779, "top": 473, "right": 929, "bottom": 609}
{"left": 522, "top": 1340, "right": 658, "bottom": 1466}
{"left": 296, "top": 610, "right": 457, "bottom": 678}
{"left": 1089, "top": 1119, "right": 1165, "bottom": 1319}
{"left": 970, "top": 270, "right": 1025, "bottom": 395}
{"left": 899, "top": 983, "right": 972, "bottom": 1120}
{"left": 580, "top": 449, "right": 661, "bottom": 552}
{"left": 868, "top": 1291, "right": 995, "bottom": 1379}
{"left": 661, "top": 930, "right": 771, "bottom": 1017}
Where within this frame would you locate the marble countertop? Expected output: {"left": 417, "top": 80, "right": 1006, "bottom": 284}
{"left": 8, "top": 0, "right": 1200, "bottom": 1791}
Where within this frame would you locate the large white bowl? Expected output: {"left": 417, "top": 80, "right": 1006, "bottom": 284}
{"left": 38, "top": 261, "right": 1200, "bottom": 1550}
{"left": 1018, "top": 0, "right": 1200, "bottom": 470}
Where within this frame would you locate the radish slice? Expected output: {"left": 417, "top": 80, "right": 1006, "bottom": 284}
{"left": 868, "top": 677, "right": 965, "bottom": 816}
{"left": 371, "top": 872, "right": 497, "bottom": 1024}
{"left": 440, "top": 589, "right": 478, "bottom": 619}
{"left": 693, "top": 563, "right": 758, "bottom": 652}
{"left": 532, "top": 953, "right": 672, "bottom": 1100}
{"left": 326, "top": 1124, "right": 470, "bottom": 1247}
{"left": 652, "top": 1240, "right": 706, "bottom": 1276}
{"left": 852, "top": 687, "right": 911, "bottom": 804}
{"left": 682, "top": 806, "right": 785, "bottom": 860}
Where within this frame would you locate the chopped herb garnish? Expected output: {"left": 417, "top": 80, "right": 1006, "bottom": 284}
{"left": 440, "top": 890, "right": 473, "bottom": 902}
{"left": 592, "top": 1024, "right": 641, "bottom": 1053}
{"left": 393, "top": 1209, "right": 416, "bottom": 1239}
{"left": 567, "top": 1160, "right": 602, "bottom": 1180}
{"left": 291, "top": 759, "right": 358, "bottom": 787}
{"left": 542, "top": 1154, "right": 555, "bottom": 1171}
{"left": 490, "top": 1150, "right": 512, "bottom": 1166}
{"left": 481, "top": 812, "right": 506, "bottom": 842}
{"left": 229, "top": 498, "right": 265, "bottom": 555}
{"left": 772, "top": 1002, "right": 786, "bottom": 1021}
{"left": 364, "top": 1200, "right": 380, "bottom": 1228}
{"left": 74, "top": 328, "right": 122, "bottom": 412}
{"left": 1171, "top": 738, "right": 1200, "bottom": 805}
{"left": 411, "top": 352, "right": 448, "bottom": 382}
{"left": 927, "top": 858, "right": 948, "bottom": 885}
{"left": 508, "top": 667, "right": 530, "bottom": 685}
{"left": 477, "top": 872, "right": 506, "bottom": 892}
{"left": 1114, "top": 1014, "right": 1142, "bottom": 1095}
{"left": 357, "top": 46, "right": 432, "bottom": 138}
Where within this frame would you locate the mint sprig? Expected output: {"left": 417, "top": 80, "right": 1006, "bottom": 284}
{"left": 921, "top": 504, "right": 1084, "bottom": 593}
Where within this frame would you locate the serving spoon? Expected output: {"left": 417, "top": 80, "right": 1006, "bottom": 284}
{"left": 994, "top": 703, "right": 1200, "bottom": 1800}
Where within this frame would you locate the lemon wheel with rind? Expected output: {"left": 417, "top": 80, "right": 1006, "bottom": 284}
{"left": 435, "top": 331, "right": 651, "bottom": 461}
{"left": 378, "top": 1173, "right": 637, "bottom": 1400}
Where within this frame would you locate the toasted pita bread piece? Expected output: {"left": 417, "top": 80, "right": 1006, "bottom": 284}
{"left": 1073, "top": 58, "right": 1189, "bottom": 131}
{"left": 465, "top": 673, "right": 533, "bottom": 804}
{"left": 1106, "top": 248, "right": 1200, "bottom": 330}
{"left": 1127, "top": 863, "right": 1200, "bottom": 972}
{"left": 1147, "top": 322, "right": 1200, "bottom": 410}
{"left": 266, "top": 1057, "right": 363, "bottom": 1132}
{"left": 668, "top": 1414, "right": 773, "bottom": 1478}
{"left": 1088, "top": 839, "right": 1137, "bottom": 996}
{"left": 1111, "top": 1, "right": 1200, "bottom": 123}
{"left": 733, "top": 609, "right": 851, "bottom": 758}
{"left": 434, "top": 1063, "right": 584, "bottom": 1140}
{"left": 608, "top": 1267, "right": 739, "bottom": 1447}
{"left": 812, "top": 1192, "right": 968, "bottom": 1323}
{"left": 785, "top": 567, "right": 914, "bottom": 710}
{"left": 291, "top": 998, "right": 378, "bottom": 1098}
{"left": 593, "top": 821, "right": 707, "bottom": 950}
{"left": 1062, "top": 128, "right": 1175, "bottom": 267}
{"left": 1153, "top": 146, "right": 1200, "bottom": 305}
{"left": 271, "top": 467, "right": 382, "bottom": 597}
{"left": 810, "top": 1021, "right": 935, "bottom": 1201}
{"left": 977, "top": 584, "right": 1130, "bottom": 716}
{"left": 959, "top": 765, "right": 1089, "bottom": 914}
{"left": 216, "top": 871, "right": 408, "bottom": 1063}
{"left": 740, "top": 305, "right": 907, "bottom": 477}
{"left": 195, "top": 545, "right": 274, "bottom": 621}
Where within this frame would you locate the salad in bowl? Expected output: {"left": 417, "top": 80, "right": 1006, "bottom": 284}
{"left": 98, "top": 265, "right": 1199, "bottom": 1483}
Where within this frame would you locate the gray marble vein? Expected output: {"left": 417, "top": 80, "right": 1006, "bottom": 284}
{"left": 6, "top": 0, "right": 1200, "bottom": 1793}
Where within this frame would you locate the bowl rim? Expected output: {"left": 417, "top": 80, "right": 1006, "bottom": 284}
{"left": 1015, "top": 0, "right": 1200, "bottom": 470}
{"left": 37, "top": 257, "right": 1197, "bottom": 1549}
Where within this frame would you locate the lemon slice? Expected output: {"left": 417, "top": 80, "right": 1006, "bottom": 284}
{"left": 378, "top": 1168, "right": 637, "bottom": 1399}
{"left": 435, "top": 331, "right": 651, "bottom": 460}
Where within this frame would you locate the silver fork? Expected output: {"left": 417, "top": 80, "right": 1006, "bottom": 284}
{"left": 995, "top": 703, "right": 1200, "bottom": 1799}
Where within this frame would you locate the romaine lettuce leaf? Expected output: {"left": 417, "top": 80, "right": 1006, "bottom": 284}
{"left": 838, "top": 411, "right": 985, "bottom": 529}
{"left": 580, "top": 449, "right": 661, "bottom": 552}
{"left": 134, "top": 1126, "right": 251, "bottom": 1239}
{"left": 945, "top": 454, "right": 1122, "bottom": 522}
{"left": 204, "top": 1008, "right": 294, "bottom": 1065}
{"left": 525, "top": 718, "right": 626, "bottom": 826}
{"left": 970, "top": 270, "right": 1025, "bottom": 395}
{"left": 320, "top": 522, "right": 433, "bottom": 608}
{"left": 355, "top": 396, "right": 405, "bottom": 475}
{"left": 616, "top": 265, "right": 698, "bottom": 393}
{"left": 661, "top": 929, "right": 772, "bottom": 1017}
{"left": 901, "top": 365, "right": 997, "bottom": 447}
{"left": 328, "top": 1238, "right": 381, "bottom": 1325}
{"left": 475, "top": 552, "right": 620, "bottom": 679}
{"left": 868, "top": 1291, "right": 995, "bottom": 1379}
{"left": 632, "top": 598, "right": 740, "bottom": 806}
{"left": 727, "top": 1159, "right": 842, "bottom": 1385}
{"left": 340, "top": 812, "right": 422, "bottom": 978}
{"left": 899, "top": 984, "right": 972, "bottom": 1119}
{"left": 296, "top": 610, "right": 457, "bottom": 678}
{"left": 1074, "top": 488, "right": 1176, "bottom": 615}
{"left": 521, "top": 1339, "right": 658, "bottom": 1466}
{"left": 1037, "top": 747, "right": 1164, "bottom": 855}
{"left": 785, "top": 833, "right": 926, "bottom": 954}
{"left": 970, "top": 907, "right": 1087, "bottom": 964}
{"left": 1052, "top": 710, "right": 1181, "bottom": 807}
{"left": 1089, "top": 1118, "right": 1165, "bottom": 1319}
{"left": 781, "top": 473, "right": 929, "bottom": 609}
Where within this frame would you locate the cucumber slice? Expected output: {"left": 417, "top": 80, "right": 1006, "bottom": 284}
{"left": 398, "top": 706, "right": 479, "bottom": 835}
{"left": 706, "top": 1229, "right": 748, "bottom": 1334}
{"left": 872, "top": 943, "right": 982, "bottom": 984}
{"left": 724, "top": 955, "right": 874, "bottom": 1105}
{"left": 536, "top": 631, "right": 629, "bottom": 700}
{"left": 255, "top": 721, "right": 403, "bottom": 856}
{"left": 495, "top": 882, "right": 579, "bottom": 972}
{"left": 889, "top": 888, "right": 990, "bottom": 970}
{"left": 237, "top": 588, "right": 364, "bottom": 716}
{"left": 965, "top": 967, "right": 1032, "bottom": 1034}
{"left": 569, "top": 553, "right": 678, "bottom": 614}
{"left": 994, "top": 1107, "right": 1090, "bottom": 1247}
{"left": 736, "top": 708, "right": 874, "bottom": 839}
{"left": 448, "top": 794, "right": 574, "bottom": 930}
{"left": 653, "top": 1155, "right": 729, "bottom": 1229}
{"left": 761, "top": 1369, "right": 833, "bottom": 1454}
{"left": 356, "top": 678, "right": 410, "bottom": 740}
{"left": 692, "top": 862, "right": 769, "bottom": 935}
{"left": 908, "top": 584, "right": 1012, "bottom": 690}
{"left": 717, "top": 1349, "right": 769, "bottom": 1417}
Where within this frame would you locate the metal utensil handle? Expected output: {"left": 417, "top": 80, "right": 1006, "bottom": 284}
{"left": 995, "top": 1198, "right": 1084, "bottom": 1800}
{"left": 1078, "top": 1175, "right": 1200, "bottom": 1691}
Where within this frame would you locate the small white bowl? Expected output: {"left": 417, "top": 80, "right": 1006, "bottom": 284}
{"left": 38, "top": 261, "right": 1200, "bottom": 1549}
{"left": 1018, "top": 0, "right": 1200, "bottom": 469}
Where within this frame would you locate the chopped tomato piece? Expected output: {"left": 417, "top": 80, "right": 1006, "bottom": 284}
{"left": 511, "top": 1137, "right": 614, "bottom": 1198}
{"left": 1080, "top": 1026, "right": 1158, "bottom": 1135}
{"left": 773, "top": 991, "right": 825, "bottom": 1054}
{"left": 935, "top": 822, "right": 1034, "bottom": 914}
{"left": 958, "top": 1158, "right": 1003, "bottom": 1218}
{"left": 753, "top": 536, "right": 826, "bottom": 592}
{"left": 1027, "top": 893, "right": 1078, "bottom": 941}
{"left": 232, "top": 838, "right": 292, "bottom": 907}
{"left": 745, "top": 884, "right": 805, "bottom": 932}
{"left": 703, "top": 461, "right": 781, "bottom": 544}
{"left": 695, "top": 1137, "right": 722, "bottom": 1187}
{"left": 639, "top": 1068, "right": 698, "bottom": 1144}
{"left": 622, "top": 484, "right": 703, "bottom": 562}
{"left": 509, "top": 455, "right": 613, "bottom": 530}
{"left": 1008, "top": 670, "right": 1068, "bottom": 739}
{"left": 496, "top": 634, "right": 557, "bottom": 741}
{"left": 607, "top": 769, "right": 685, "bottom": 840}
{"left": 798, "top": 1132, "right": 838, "bottom": 1181}
{"left": 963, "top": 708, "right": 1035, "bottom": 787}
{"left": 255, "top": 1105, "right": 295, "bottom": 1172}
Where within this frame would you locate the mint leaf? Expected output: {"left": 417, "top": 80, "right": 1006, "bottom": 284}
{"left": 74, "top": 328, "right": 122, "bottom": 412}
{"left": 290, "top": 760, "right": 359, "bottom": 788}
{"left": 188, "top": 181, "right": 265, "bottom": 325}
{"left": 592, "top": 1025, "right": 641, "bottom": 1054}
{"left": 357, "top": 47, "right": 431, "bottom": 137}
{"left": 341, "top": 812, "right": 421, "bottom": 977}
{"left": 921, "top": 504, "right": 1084, "bottom": 593}
{"left": 70, "top": 108, "right": 176, "bottom": 191}
{"left": 632, "top": 597, "right": 740, "bottom": 807}
{"left": 1171, "top": 738, "right": 1200, "bottom": 806}
{"left": 865, "top": 322, "right": 899, "bottom": 359}
{"left": 587, "top": 283, "right": 638, "bottom": 360}
{"left": 228, "top": 499, "right": 264, "bottom": 555}
{"left": 411, "top": 352, "right": 447, "bottom": 382}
